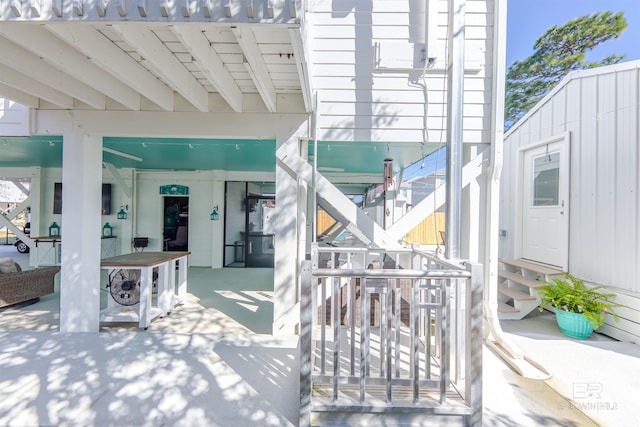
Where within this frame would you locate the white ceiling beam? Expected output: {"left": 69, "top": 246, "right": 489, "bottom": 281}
{"left": 0, "top": 83, "right": 39, "bottom": 109}
{"left": 232, "top": 26, "right": 277, "bottom": 112}
{"left": 171, "top": 25, "right": 243, "bottom": 112}
{"left": 111, "top": 24, "right": 209, "bottom": 112}
{"left": 48, "top": 24, "right": 175, "bottom": 112}
{"left": 73, "top": 0, "right": 83, "bottom": 16}
{"left": 116, "top": 0, "right": 127, "bottom": 16}
{"left": 137, "top": 0, "right": 148, "bottom": 17}
{"left": 10, "top": 0, "right": 22, "bottom": 16}
{"left": 96, "top": 0, "right": 107, "bottom": 16}
{"left": 0, "top": 36, "right": 105, "bottom": 109}
{"left": 0, "top": 63, "right": 74, "bottom": 109}
{"left": 289, "top": 28, "right": 311, "bottom": 113}
{"left": 0, "top": 26, "right": 141, "bottom": 111}
{"left": 52, "top": 0, "right": 62, "bottom": 16}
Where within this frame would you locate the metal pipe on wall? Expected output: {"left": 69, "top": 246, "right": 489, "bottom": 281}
{"left": 445, "top": 0, "right": 465, "bottom": 259}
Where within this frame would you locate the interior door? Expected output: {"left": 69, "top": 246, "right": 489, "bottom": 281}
{"left": 521, "top": 139, "right": 569, "bottom": 268}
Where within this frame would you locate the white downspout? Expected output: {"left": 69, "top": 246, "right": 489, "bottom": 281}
{"left": 484, "top": 0, "right": 549, "bottom": 379}
{"left": 445, "top": 0, "right": 465, "bottom": 259}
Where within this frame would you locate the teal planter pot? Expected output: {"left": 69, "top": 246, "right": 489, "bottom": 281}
{"left": 554, "top": 308, "right": 594, "bottom": 339}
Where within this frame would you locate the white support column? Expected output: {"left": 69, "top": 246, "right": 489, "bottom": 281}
{"left": 211, "top": 171, "right": 225, "bottom": 268}
{"left": 463, "top": 145, "right": 482, "bottom": 262}
{"left": 59, "top": 132, "right": 103, "bottom": 333}
{"left": 298, "top": 139, "right": 309, "bottom": 266}
{"left": 273, "top": 120, "right": 308, "bottom": 335}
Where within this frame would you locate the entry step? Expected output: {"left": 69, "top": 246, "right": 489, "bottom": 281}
{"left": 498, "top": 270, "right": 544, "bottom": 289}
{"left": 497, "top": 301, "right": 519, "bottom": 313}
{"left": 499, "top": 258, "right": 563, "bottom": 276}
{"left": 498, "top": 283, "right": 536, "bottom": 301}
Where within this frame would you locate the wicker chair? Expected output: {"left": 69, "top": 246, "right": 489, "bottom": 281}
{"left": 0, "top": 262, "right": 60, "bottom": 308}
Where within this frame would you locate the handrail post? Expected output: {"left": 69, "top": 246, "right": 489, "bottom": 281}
{"left": 466, "top": 262, "right": 483, "bottom": 426}
{"left": 299, "top": 260, "right": 313, "bottom": 427}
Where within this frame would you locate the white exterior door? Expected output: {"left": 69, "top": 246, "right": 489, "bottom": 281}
{"left": 521, "top": 137, "right": 569, "bottom": 269}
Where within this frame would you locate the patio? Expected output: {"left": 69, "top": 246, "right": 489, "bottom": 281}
{"left": 1, "top": 246, "right": 634, "bottom": 426}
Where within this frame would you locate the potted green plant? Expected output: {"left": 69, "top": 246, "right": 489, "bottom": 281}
{"left": 538, "top": 273, "right": 620, "bottom": 339}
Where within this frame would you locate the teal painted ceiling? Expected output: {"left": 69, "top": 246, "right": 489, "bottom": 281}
{"left": 0, "top": 136, "right": 437, "bottom": 175}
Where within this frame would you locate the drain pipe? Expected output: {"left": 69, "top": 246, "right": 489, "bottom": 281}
{"left": 483, "top": 0, "right": 548, "bottom": 378}
{"left": 445, "top": 0, "right": 464, "bottom": 259}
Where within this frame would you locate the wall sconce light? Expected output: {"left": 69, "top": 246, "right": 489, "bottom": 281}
{"left": 117, "top": 205, "right": 128, "bottom": 220}
{"left": 49, "top": 221, "right": 60, "bottom": 237}
{"left": 210, "top": 205, "right": 219, "bottom": 220}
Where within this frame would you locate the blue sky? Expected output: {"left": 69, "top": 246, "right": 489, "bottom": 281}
{"left": 507, "top": 0, "right": 640, "bottom": 66}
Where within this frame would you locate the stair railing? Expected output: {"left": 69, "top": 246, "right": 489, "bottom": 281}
{"left": 300, "top": 244, "right": 483, "bottom": 426}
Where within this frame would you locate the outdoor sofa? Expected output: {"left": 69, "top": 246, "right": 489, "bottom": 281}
{"left": 0, "top": 259, "right": 59, "bottom": 308}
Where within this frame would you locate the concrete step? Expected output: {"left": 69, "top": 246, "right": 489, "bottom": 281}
{"left": 499, "top": 258, "right": 563, "bottom": 276}
{"left": 498, "top": 283, "right": 535, "bottom": 301}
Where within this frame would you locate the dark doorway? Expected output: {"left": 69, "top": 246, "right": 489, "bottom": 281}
{"left": 163, "top": 196, "right": 189, "bottom": 251}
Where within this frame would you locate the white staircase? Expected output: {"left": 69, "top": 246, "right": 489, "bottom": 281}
{"left": 497, "top": 259, "right": 563, "bottom": 320}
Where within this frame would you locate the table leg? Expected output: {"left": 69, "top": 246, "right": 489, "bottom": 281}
{"left": 169, "top": 259, "right": 177, "bottom": 306}
{"left": 177, "top": 255, "right": 188, "bottom": 300}
{"left": 139, "top": 266, "right": 153, "bottom": 329}
{"left": 157, "top": 261, "right": 172, "bottom": 314}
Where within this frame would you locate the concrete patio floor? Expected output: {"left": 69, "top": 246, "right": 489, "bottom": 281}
{"left": 0, "top": 245, "right": 636, "bottom": 425}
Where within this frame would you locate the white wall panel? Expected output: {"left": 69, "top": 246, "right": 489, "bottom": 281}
{"left": 0, "top": 98, "right": 30, "bottom": 136}
{"left": 310, "top": 0, "right": 493, "bottom": 145}
{"left": 135, "top": 171, "right": 216, "bottom": 267}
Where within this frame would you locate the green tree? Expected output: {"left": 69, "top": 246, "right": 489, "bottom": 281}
{"left": 505, "top": 11, "right": 627, "bottom": 129}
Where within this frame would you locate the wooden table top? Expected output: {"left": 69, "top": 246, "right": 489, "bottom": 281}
{"left": 31, "top": 236, "right": 61, "bottom": 242}
{"left": 101, "top": 251, "right": 189, "bottom": 268}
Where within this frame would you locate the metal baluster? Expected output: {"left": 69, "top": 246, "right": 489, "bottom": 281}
{"left": 412, "top": 276, "right": 420, "bottom": 403}
{"left": 380, "top": 287, "right": 385, "bottom": 377}
{"left": 440, "top": 279, "right": 450, "bottom": 404}
{"left": 321, "top": 277, "right": 326, "bottom": 375}
{"left": 360, "top": 276, "right": 366, "bottom": 402}
{"left": 395, "top": 278, "right": 401, "bottom": 378}
{"left": 426, "top": 282, "right": 432, "bottom": 379}
{"left": 349, "top": 260, "right": 356, "bottom": 376}
{"left": 333, "top": 276, "right": 340, "bottom": 401}
{"left": 386, "top": 277, "right": 393, "bottom": 402}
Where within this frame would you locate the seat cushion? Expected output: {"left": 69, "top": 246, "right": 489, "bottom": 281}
{"left": 0, "top": 257, "right": 18, "bottom": 274}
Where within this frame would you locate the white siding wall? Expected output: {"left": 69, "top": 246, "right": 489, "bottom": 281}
{"left": 501, "top": 63, "right": 640, "bottom": 342}
{"left": 309, "top": 0, "right": 494, "bottom": 145}
{"left": 0, "top": 98, "right": 29, "bottom": 136}
{"left": 37, "top": 167, "right": 134, "bottom": 257}
{"left": 135, "top": 171, "right": 221, "bottom": 267}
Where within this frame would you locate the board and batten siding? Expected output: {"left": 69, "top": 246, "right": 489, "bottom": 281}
{"left": 501, "top": 62, "right": 640, "bottom": 342}
{"left": 309, "top": 0, "right": 494, "bottom": 145}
